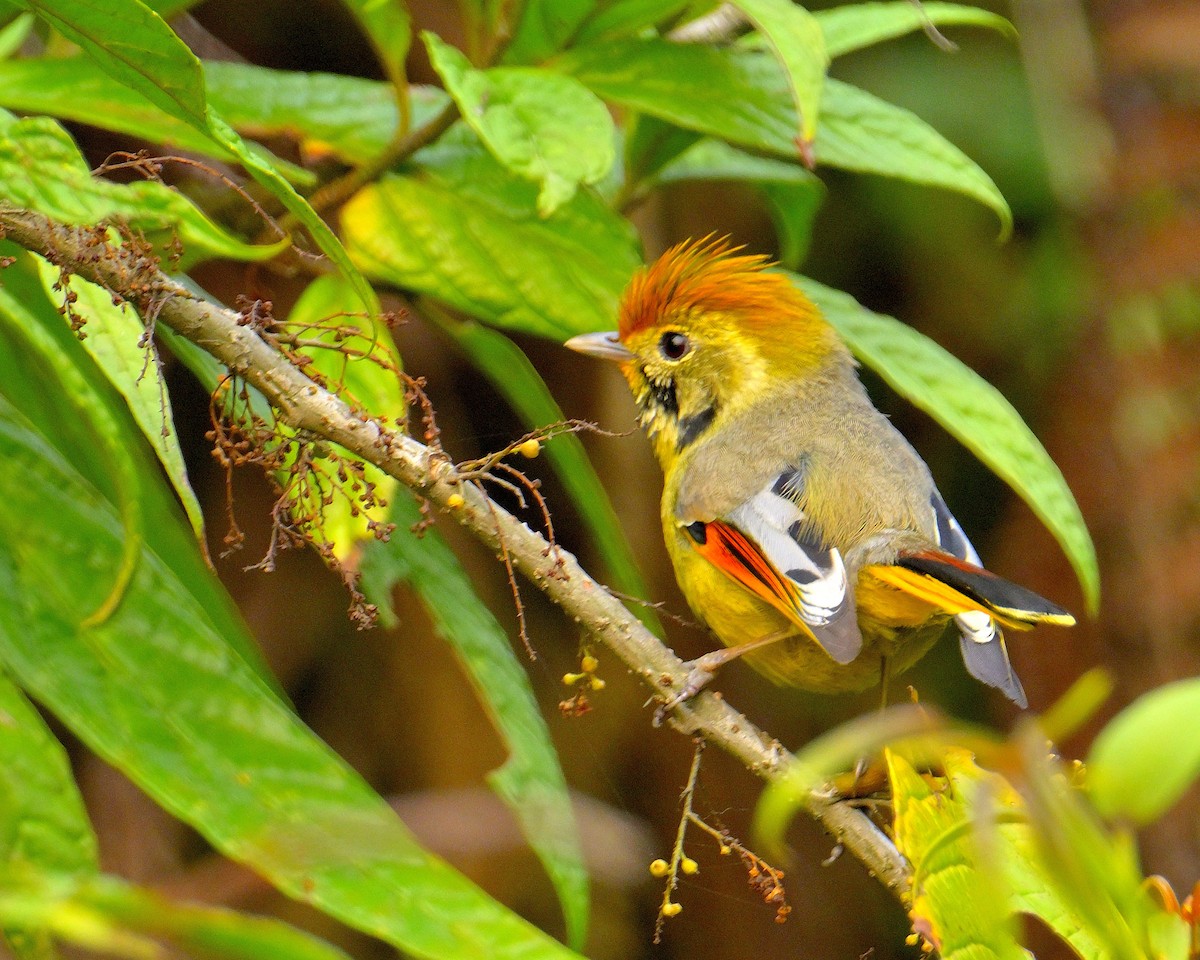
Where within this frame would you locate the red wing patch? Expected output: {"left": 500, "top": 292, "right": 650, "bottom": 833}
{"left": 691, "top": 520, "right": 806, "bottom": 629}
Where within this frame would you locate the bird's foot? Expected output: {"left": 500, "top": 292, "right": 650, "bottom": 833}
{"left": 652, "top": 651, "right": 728, "bottom": 726}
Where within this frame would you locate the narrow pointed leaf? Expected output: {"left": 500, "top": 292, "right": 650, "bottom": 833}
{"left": 361, "top": 496, "right": 589, "bottom": 950}
{"left": 729, "top": 0, "right": 826, "bottom": 146}
{"left": 31, "top": 257, "right": 205, "bottom": 538}
{"left": 792, "top": 274, "right": 1098, "bottom": 613}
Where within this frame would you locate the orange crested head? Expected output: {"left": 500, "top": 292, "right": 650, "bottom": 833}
{"left": 567, "top": 236, "right": 850, "bottom": 462}
{"left": 617, "top": 236, "right": 831, "bottom": 357}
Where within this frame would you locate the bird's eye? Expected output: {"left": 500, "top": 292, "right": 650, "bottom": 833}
{"left": 659, "top": 331, "right": 690, "bottom": 361}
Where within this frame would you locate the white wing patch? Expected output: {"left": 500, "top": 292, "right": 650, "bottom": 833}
{"left": 930, "top": 489, "right": 982, "bottom": 566}
{"left": 725, "top": 475, "right": 863, "bottom": 664}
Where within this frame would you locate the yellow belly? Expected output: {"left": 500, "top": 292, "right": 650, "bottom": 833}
{"left": 666, "top": 525, "right": 950, "bottom": 693}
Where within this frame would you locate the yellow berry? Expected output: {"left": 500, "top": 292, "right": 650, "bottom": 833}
{"left": 446, "top": 493, "right": 465, "bottom": 509}
{"left": 589, "top": 677, "right": 606, "bottom": 691}
{"left": 562, "top": 672, "right": 585, "bottom": 686}
{"left": 517, "top": 438, "right": 541, "bottom": 459}
{"left": 719, "top": 845, "right": 732, "bottom": 856}
{"left": 649, "top": 859, "right": 670, "bottom": 877}
{"left": 661, "top": 902, "right": 682, "bottom": 917}
{"left": 580, "top": 654, "right": 599, "bottom": 672}
{"left": 680, "top": 857, "right": 698, "bottom": 875}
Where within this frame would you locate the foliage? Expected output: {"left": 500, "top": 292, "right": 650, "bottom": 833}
{"left": 0, "top": 1, "right": 1187, "bottom": 958}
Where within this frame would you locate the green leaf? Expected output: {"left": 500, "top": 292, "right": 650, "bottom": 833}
{"left": 337, "top": 0, "right": 411, "bottom": 93}
{"left": 11, "top": 0, "right": 378, "bottom": 313}
{"left": 889, "top": 749, "right": 1025, "bottom": 959}
{"left": 0, "top": 871, "right": 353, "bottom": 960}
{"left": 729, "top": 0, "right": 826, "bottom": 147}
{"left": 343, "top": 131, "right": 641, "bottom": 338}
{"left": 11, "top": 0, "right": 209, "bottom": 126}
{"left": 652, "top": 137, "right": 823, "bottom": 266}
{"left": 0, "top": 674, "right": 98, "bottom": 875}
{"left": 0, "top": 241, "right": 282, "bottom": 696}
{"left": 206, "top": 62, "right": 449, "bottom": 164}
{"left": 30, "top": 256, "right": 205, "bottom": 539}
{"left": 0, "top": 57, "right": 314, "bottom": 184}
{"left": 792, "top": 274, "right": 1098, "bottom": 614}
{"left": 1087, "top": 677, "right": 1200, "bottom": 825}
{"left": 424, "top": 33, "right": 614, "bottom": 216}
{"left": 360, "top": 496, "right": 589, "bottom": 950}
{"left": 285, "top": 273, "right": 403, "bottom": 560}
{"left": 0, "top": 361, "right": 586, "bottom": 960}
{"left": 817, "top": 1, "right": 1015, "bottom": 59}
{"left": 425, "top": 310, "right": 662, "bottom": 635}
{"left": 0, "top": 116, "right": 286, "bottom": 264}
{"left": 888, "top": 747, "right": 1123, "bottom": 960}
{"left": 559, "top": 38, "right": 1011, "bottom": 231}
{"left": 818, "top": 77, "right": 1011, "bottom": 239}
{"left": 504, "top": 0, "right": 595, "bottom": 63}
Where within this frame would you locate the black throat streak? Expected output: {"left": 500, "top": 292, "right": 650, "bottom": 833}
{"left": 677, "top": 403, "right": 716, "bottom": 450}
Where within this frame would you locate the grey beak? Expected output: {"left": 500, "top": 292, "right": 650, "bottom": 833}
{"left": 564, "top": 330, "right": 634, "bottom": 362}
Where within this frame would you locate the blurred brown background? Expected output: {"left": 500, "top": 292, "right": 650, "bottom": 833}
{"left": 61, "top": 1, "right": 1200, "bottom": 957}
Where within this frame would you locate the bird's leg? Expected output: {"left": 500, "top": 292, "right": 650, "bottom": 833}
{"left": 841, "top": 657, "right": 893, "bottom": 798}
{"left": 655, "top": 629, "right": 794, "bottom": 723}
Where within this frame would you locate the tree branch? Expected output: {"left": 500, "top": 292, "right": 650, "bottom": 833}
{"left": 0, "top": 205, "right": 911, "bottom": 904}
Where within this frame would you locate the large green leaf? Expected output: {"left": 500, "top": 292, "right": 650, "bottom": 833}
{"left": 360, "top": 495, "right": 589, "bottom": 950}
{"left": 343, "top": 130, "right": 641, "bottom": 338}
{"left": 889, "top": 748, "right": 1113, "bottom": 960}
{"left": 0, "top": 116, "right": 284, "bottom": 264}
{"left": 558, "top": 37, "right": 1010, "bottom": 232}
{"left": 728, "top": 0, "right": 826, "bottom": 147}
{"left": 426, "top": 311, "right": 662, "bottom": 635}
{"left": 10, "top": 0, "right": 377, "bottom": 313}
{"left": 30, "top": 256, "right": 205, "bottom": 538}
{"left": 0, "top": 674, "right": 98, "bottom": 876}
{"left": 816, "top": 0, "right": 1014, "bottom": 59}
{"left": 1087, "top": 677, "right": 1200, "bottom": 825}
{"left": 0, "top": 871, "right": 353, "bottom": 960}
{"left": 425, "top": 32, "right": 615, "bottom": 216}
{"left": 0, "top": 339, "right": 586, "bottom": 960}
{"left": 793, "top": 274, "right": 1098, "bottom": 614}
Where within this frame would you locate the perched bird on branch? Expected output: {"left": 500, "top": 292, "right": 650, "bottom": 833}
{"left": 567, "top": 237, "right": 1073, "bottom": 711}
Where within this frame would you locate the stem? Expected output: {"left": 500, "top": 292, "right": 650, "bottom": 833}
{"left": 0, "top": 205, "right": 912, "bottom": 905}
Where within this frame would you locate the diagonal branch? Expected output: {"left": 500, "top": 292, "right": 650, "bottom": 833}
{"left": 0, "top": 205, "right": 911, "bottom": 904}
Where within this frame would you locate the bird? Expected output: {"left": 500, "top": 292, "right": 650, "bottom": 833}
{"left": 566, "top": 237, "right": 1074, "bottom": 711}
